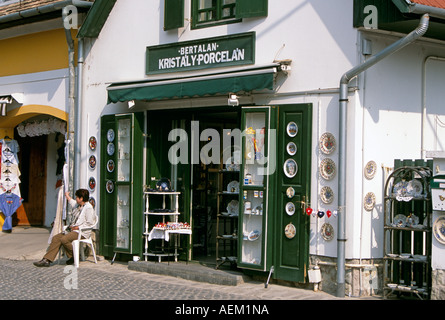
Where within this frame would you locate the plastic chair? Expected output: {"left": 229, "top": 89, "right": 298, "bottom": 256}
{"left": 72, "top": 219, "right": 98, "bottom": 268}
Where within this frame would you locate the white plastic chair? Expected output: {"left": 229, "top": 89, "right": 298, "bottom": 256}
{"left": 72, "top": 219, "right": 98, "bottom": 268}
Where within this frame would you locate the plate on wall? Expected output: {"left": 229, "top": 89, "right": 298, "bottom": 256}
{"left": 107, "top": 129, "right": 115, "bottom": 142}
{"left": 89, "top": 155, "right": 96, "bottom": 170}
{"left": 284, "top": 223, "right": 296, "bottom": 239}
{"left": 286, "top": 186, "right": 295, "bottom": 199}
{"left": 433, "top": 216, "right": 445, "bottom": 245}
{"left": 106, "top": 180, "right": 114, "bottom": 193}
{"left": 285, "top": 202, "right": 296, "bottom": 216}
{"left": 107, "top": 142, "right": 115, "bottom": 156}
{"left": 89, "top": 136, "right": 97, "bottom": 151}
{"left": 364, "top": 192, "right": 376, "bottom": 211}
{"left": 283, "top": 159, "right": 298, "bottom": 178}
{"left": 286, "top": 142, "right": 297, "bottom": 156}
{"left": 319, "top": 132, "right": 336, "bottom": 155}
{"left": 88, "top": 177, "right": 96, "bottom": 191}
{"left": 321, "top": 223, "right": 334, "bottom": 241}
{"left": 320, "top": 158, "right": 336, "bottom": 181}
{"left": 286, "top": 122, "right": 298, "bottom": 137}
{"left": 107, "top": 159, "right": 115, "bottom": 173}
{"left": 320, "top": 186, "right": 334, "bottom": 204}
{"left": 364, "top": 160, "right": 377, "bottom": 180}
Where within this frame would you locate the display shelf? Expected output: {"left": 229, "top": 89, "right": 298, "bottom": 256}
{"left": 143, "top": 189, "right": 191, "bottom": 262}
{"left": 383, "top": 165, "right": 432, "bottom": 300}
{"left": 215, "top": 167, "right": 239, "bottom": 269}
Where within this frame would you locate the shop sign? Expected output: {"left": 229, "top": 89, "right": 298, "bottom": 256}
{"left": 146, "top": 32, "right": 255, "bottom": 74}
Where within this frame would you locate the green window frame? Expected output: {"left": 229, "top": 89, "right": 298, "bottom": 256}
{"left": 164, "top": 0, "right": 267, "bottom": 31}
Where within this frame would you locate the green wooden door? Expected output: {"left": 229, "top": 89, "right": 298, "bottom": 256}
{"left": 273, "top": 104, "right": 312, "bottom": 282}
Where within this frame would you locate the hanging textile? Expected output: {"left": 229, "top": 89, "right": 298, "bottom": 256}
{"left": 48, "top": 186, "right": 65, "bottom": 243}
{"left": 0, "top": 192, "right": 22, "bottom": 231}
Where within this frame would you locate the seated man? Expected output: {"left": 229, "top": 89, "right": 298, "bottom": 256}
{"left": 33, "top": 189, "right": 96, "bottom": 267}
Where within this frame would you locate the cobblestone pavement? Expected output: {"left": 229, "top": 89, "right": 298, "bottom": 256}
{"left": 0, "top": 258, "right": 351, "bottom": 301}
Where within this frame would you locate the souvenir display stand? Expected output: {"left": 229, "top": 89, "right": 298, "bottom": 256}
{"left": 143, "top": 189, "right": 191, "bottom": 262}
{"left": 215, "top": 165, "right": 239, "bottom": 269}
{"left": 383, "top": 165, "right": 432, "bottom": 300}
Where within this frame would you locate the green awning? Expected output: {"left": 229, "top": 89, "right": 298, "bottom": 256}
{"left": 107, "top": 66, "right": 277, "bottom": 104}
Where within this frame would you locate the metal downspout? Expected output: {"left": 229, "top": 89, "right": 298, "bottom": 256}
{"left": 336, "top": 13, "right": 429, "bottom": 298}
{"left": 64, "top": 27, "right": 76, "bottom": 192}
{"left": 74, "top": 38, "right": 84, "bottom": 191}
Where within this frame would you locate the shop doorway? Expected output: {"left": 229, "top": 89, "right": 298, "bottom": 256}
{"left": 14, "top": 133, "right": 47, "bottom": 226}
{"left": 145, "top": 108, "right": 239, "bottom": 265}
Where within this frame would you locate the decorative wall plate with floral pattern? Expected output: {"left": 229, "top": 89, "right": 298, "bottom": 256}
{"left": 433, "top": 216, "right": 445, "bottom": 245}
{"left": 320, "top": 158, "right": 336, "bottom": 180}
{"left": 364, "top": 160, "right": 377, "bottom": 180}
{"left": 320, "top": 186, "right": 334, "bottom": 204}
{"left": 321, "top": 223, "right": 334, "bottom": 241}
{"left": 89, "top": 136, "right": 97, "bottom": 151}
{"left": 284, "top": 223, "right": 296, "bottom": 239}
{"left": 319, "top": 132, "right": 336, "bottom": 155}
{"left": 364, "top": 192, "right": 376, "bottom": 211}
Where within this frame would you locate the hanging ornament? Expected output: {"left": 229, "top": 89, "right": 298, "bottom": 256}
{"left": 317, "top": 210, "right": 325, "bottom": 218}
{"left": 326, "top": 210, "right": 332, "bottom": 218}
{"left": 333, "top": 210, "right": 338, "bottom": 217}
{"left": 306, "top": 207, "right": 313, "bottom": 216}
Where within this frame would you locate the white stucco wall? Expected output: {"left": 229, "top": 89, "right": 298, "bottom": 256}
{"left": 80, "top": 0, "right": 445, "bottom": 261}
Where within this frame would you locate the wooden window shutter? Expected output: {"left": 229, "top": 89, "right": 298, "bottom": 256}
{"left": 164, "top": 0, "right": 184, "bottom": 30}
{"left": 236, "top": 0, "right": 268, "bottom": 19}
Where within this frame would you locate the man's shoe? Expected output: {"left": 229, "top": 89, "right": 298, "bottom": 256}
{"left": 33, "top": 258, "right": 51, "bottom": 267}
{"left": 66, "top": 257, "right": 74, "bottom": 265}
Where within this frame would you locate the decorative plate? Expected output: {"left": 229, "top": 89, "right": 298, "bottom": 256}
{"left": 88, "top": 177, "right": 96, "bottom": 191}
{"left": 393, "top": 214, "right": 407, "bottom": 228}
{"left": 319, "top": 132, "right": 336, "bottom": 155}
{"left": 248, "top": 230, "right": 260, "bottom": 241}
{"left": 107, "top": 129, "right": 115, "bottom": 142}
{"left": 320, "top": 186, "right": 334, "bottom": 204}
{"left": 286, "top": 122, "right": 298, "bottom": 137}
{"left": 89, "top": 197, "right": 96, "bottom": 208}
{"left": 284, "top": 159, "right": 298, "bottom": 178}
{"left": 321, "top": 223, "right": 334, "bottom": 241}
{"left": 285, "top": 202, "right": 295, "bottom": 216}
{"left": 227, "top": 180, "right": 239, "bottom": 193}
{"left": 156, "top": 177, "right": 171, "bottom": 191}
{"left": 407, "top": 179, "right": 423, "bottom": 197}
{"left": 433, "top": 216, "right": 445, "bottom": 245}
{"left": 393, "top": 180, "right": 409, "bottom": 197}
{"left": 320, "top": 158, "right": 336, "bottom": 181}
{"left": 88, "top": 136, "right": 97, "bottom": 151}
{"left": 226, "top": 200, "right": 239, "bottom": 215}
{"left": 107, "top": 142, "right": 115, "bottom": 156}
{"left": 88, "top": 155, "right": 96, "bottom": 170}
{"left": 364, "top": 161, "right": 377, "bottom": 180}
{"left": 364, "top": 192, "right": 376, "bottom": 211}
{"left": 106, "top": 180, "right": 114, "bottom": 194}
{"left": 284, "top": 223, "right": 296, "bottom": 239}
{"left": 107, "top": 159, "right": 115, "bottom": 173}
{"left": 286, "top": 186, "right": 295, "bottom": 199}
{"left": 286, "top": 142, "right": 297, "bottom": 156}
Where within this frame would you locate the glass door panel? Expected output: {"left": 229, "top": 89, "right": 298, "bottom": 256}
{"left": 116, "top": 185, "right": 130, "bottom": 249}
{"left": 117, "top": 118, "right": 131, "bottom": 182}
{"left": 243, "top": 112, "right": 266, "bottom": 187}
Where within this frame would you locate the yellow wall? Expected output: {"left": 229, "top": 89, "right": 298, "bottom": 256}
{"left": 0, "top": 29, "right": 77, "bottom": 77}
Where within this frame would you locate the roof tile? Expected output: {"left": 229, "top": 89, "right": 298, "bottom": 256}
{"left": 411, "top": 0, "right": 445, "bottom": 10}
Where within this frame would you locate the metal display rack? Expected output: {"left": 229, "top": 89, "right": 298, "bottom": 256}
{"left": 383, "top": 165, "right": 432, "bottom": 299}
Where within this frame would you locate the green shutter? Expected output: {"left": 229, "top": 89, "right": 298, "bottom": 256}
{"left": 236, "top": 0, "right": 268, "bottom": 19}
{"left": 164, "top": 0, "right": 184, "bottom": 30}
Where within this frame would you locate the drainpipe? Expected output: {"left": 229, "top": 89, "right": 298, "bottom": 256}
{"left": 336, "top": 13, "right": 429, "bottom": 298}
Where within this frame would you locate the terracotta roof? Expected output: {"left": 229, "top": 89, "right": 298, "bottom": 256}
{"left": 410, "top": 0, "right": 445, "bottom": 10}
{"left": 0, "top": 0, "right": 94, "bottom": 17}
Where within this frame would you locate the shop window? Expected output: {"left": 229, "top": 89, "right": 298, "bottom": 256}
{"left": 164, "top": 0, "right": 268, "bottom": 31}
